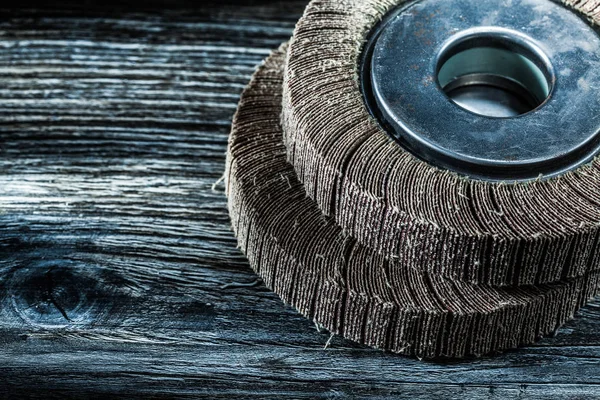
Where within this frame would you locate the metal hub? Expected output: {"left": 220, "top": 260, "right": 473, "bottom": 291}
{"left": 361, "top": 0, "right": 600, "bottom": 181}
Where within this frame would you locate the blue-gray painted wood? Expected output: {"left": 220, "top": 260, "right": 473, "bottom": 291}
{"left": 0, "top": 1, "right": 598, "bottom": 398}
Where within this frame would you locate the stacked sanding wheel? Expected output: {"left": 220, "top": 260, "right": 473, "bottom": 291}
{"left": 226, "top": 0, "right": 600, "bottom": 358}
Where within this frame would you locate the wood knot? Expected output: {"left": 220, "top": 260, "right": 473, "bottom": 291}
{"left": 7, "top": 260, "right": 116, "bottom": 328}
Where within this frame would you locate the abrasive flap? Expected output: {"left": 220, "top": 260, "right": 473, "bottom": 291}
{"left": 227, "top": 0, "right": 600, "bottom": 358}
{"left": 282, "top": 0, "right": 600, "bottom": 287}
{"left": 226, "top": 45, "right": 600, "bottom": 358}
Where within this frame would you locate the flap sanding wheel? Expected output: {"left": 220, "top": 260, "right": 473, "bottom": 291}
{"left": 227, "top": 46, "right": 600, "bottom": 358}
{"left": 282, "top": 0, "right": 600, "bottom": 286}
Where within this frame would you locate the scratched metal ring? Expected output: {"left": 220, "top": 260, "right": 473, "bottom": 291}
{"left": 361, "top": 0, "right": 600, "bottom": 181}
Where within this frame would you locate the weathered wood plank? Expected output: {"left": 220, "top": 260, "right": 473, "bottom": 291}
{"left": 0, "top": 1, "right": 598, "bottom": 398}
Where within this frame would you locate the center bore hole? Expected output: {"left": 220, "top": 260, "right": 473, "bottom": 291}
{"left": 436, "top": 34, "right": 553, "bottom": 118}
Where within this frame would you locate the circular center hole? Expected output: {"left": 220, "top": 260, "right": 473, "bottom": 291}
{"left": 436, "top": 33, "right": 553, "bottom": 118}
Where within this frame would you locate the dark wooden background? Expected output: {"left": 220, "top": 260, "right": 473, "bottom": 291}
{"left": 0, "top": 1, "right": 599, "bottom": 398}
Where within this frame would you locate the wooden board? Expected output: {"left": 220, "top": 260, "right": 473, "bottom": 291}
{"left": 0, "top": 1, "right": 598, "bottom": 398}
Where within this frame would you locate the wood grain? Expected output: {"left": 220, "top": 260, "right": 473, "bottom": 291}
{"left": 0, "top": 1, "right": 598, "bottom": 398}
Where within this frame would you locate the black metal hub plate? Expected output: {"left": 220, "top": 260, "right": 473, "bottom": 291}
{"left": 361, "top": 0, "right": 600, "bottom": 181}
